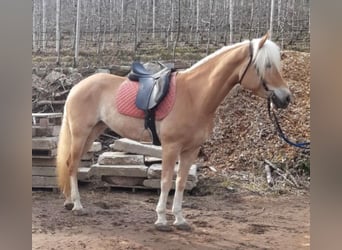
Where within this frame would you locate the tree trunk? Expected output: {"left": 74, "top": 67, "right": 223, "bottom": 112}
{"left": 196, "top": 0, "right": 200, "bottom": 45}
{"left": 270, "top": 0, "right": 275, "bottom": 39}
{"left": 206, "top": 0, "right": 214, "bottom": 55}
{"left": 74, "top": 0, "right": 81, "bottom": 67}
{"left": 248, "top": 0, "right": 254, "bottom": 40}
{"left": 172, "top": 0, "right": 181, "bottom": 60}
{"left": 42, "top": 0, "right": 47, "bottom": 51}
{"left": 56, "top": 0, "right": 61, "bottom": 65}
{"left": 229, "top": 0, "right": 233, "bottom": 44}
{"left": 32, "top": 0, "right": 38, "bottom": 52}
{"left": 152, "top": 0, "right": 156, "bottom": 40}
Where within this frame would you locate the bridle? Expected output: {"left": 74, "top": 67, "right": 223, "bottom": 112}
{"left": 239, "top": 41, "right": 310, "bottom": 150}
{"left": 238, "top": 42, "right": 270, "bottom": 93}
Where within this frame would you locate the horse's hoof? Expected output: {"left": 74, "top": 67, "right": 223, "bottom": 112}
{"left": 64, "top": 203, "right": 74, "bottom": 211}
{"left": 155, "top": 223, "right": 173, "bottom": 232}
{"left": 174, "top": 223, "right": 192, "bottom": 231}
{"left": 72, "top": 209, "right": 88, "bottom": 216}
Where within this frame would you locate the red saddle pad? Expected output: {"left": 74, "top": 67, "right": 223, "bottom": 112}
{"left": 115, "top": 73, "right": 176, "bottom": 120}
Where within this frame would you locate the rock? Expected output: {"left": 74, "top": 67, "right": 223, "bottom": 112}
{"left": 110, "top": 138, "right": 162, "bottom": 158}
{"left": 95, "top": 68, "right": 110, "bottom": 74}
{"left": 65, "top": 72, "right": 83, "bottom": 86}
{"left": 90, "top": 164, "right": 148, "bottom": 178}
{"left": 97, "top": 152, "right": 144, "bottom": 165}
{"left": 44, "top": 70, "right": 66, "bottom": 84}
{"left": 147, "top": 164, "right": 198, "bottom": 182}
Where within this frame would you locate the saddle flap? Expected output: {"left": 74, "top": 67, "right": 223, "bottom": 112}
{"left": 135, "top": 77, "right": 155, "bottom": 110}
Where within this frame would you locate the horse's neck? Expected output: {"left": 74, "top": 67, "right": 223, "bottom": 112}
{"left": 179, "top": 44, "right": 249, "bottom": 115}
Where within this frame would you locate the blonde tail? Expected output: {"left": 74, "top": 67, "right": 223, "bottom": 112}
{"left": 56, "top": 111, "right": 71, "bottom": 197}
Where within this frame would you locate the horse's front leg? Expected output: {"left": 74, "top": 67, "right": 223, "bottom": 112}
{"left": 172, "top": 147, "right": 200, "bottom": 231}
{"left": 155, "top": 145, "right": 179, "bottom": 231}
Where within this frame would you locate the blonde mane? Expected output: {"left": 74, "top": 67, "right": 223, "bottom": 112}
{"left": 181, "top": 38, "right": 281, "bottom": 78}
{"left": 251, "top": 38, "right": 281, "bottom": 78}
{"left": 181, "top": 40, "right": 250, "bottom": 73}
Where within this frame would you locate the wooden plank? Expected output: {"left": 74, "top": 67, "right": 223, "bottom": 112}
{"left": 32, "top": 166, "right": 56, "bottom": 176}
{"left": 32, "top": 176, "right": 57, "bottom": 188}
{"left": 32, "top": 137, "right": 58, "bottom": 150}
{"left": 32, "top": 113, "right": 63, "bottom": 126}
{"left": 32, "top": 113, "right": 63, "bottom": 118}
{"left": 32, "top": 158, "right": 56, "bottom": 166}
{"left": 32, "top": 149, "right": 57, "bottom": 158}
{"left": 32, "top": 126, "right": 60, "bottom": 137}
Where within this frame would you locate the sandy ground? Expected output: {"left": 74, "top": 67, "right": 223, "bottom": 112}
{"left": 32, "top": 185, "right": 309, "bottom": 250}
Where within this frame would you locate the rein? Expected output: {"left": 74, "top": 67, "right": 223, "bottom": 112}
{"left": 267, "top": 97, "right": 310, "bottom": 150}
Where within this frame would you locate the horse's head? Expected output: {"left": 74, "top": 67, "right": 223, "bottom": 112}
{"left": 239, "top": 33, "right": 291, "bottom": 109}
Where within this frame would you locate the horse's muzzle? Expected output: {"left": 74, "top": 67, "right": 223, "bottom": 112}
{"left": 270, "top": 90, "right": 291, "bottom": 109}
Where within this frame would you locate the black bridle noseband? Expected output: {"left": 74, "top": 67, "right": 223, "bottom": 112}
{"left": 239, "top": 42, "right": 310, "bottom": 150}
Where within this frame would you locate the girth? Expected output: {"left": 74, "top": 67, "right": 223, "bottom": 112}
{"left": 127, "top": 62, "right": 173, "bottom": 146}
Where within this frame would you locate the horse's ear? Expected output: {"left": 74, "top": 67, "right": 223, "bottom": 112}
{"left": 258, "top": 32, "right": 269, "bottom": 49}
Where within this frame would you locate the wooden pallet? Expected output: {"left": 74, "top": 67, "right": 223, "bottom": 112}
{"left": 32, "top": 113, "right": 63, "bottom": 127}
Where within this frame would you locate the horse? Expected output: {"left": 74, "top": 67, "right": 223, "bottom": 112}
{"left": 56, "top": 33, "right": 291, "bottom": 231}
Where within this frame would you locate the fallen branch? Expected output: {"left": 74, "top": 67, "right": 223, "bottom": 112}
{"left": 264, "top": 159, "right": 299, "bottom": 188}
{"left": 36, "top": 100, "right": 66, "bottom": 106}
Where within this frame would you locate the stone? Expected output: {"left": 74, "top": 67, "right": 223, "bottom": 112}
{"left": 97, "top": 152, "right": 144, "bottom": 165}
{"left": 110, "top": 138, "right": 162, "bottom": 158}
{"left": 88, "top": 142, "right": 102, "bottom": 152}
{"left": 90, "top": 164, "right": 148, "bottom": 178}
{"left": 44, "top": 70, "right": 66, "bottom": 84}
{"left": 147, "top": 164, "right": 198, "bottom": 182}
{"left": 95, "top": 68, "right": 110, "bottom": 74}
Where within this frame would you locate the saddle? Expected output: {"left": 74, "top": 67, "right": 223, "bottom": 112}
{"left": 127, "top": 62, "right": 173, "bottom": 146}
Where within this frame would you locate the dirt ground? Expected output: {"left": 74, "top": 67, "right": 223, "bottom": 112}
{"left": 32, "top": 185, "right": 309, "bottom": 250}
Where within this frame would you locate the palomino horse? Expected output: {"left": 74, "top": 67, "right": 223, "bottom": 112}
{"left": 56, "top": 33, "right": 291, "bottom": 231}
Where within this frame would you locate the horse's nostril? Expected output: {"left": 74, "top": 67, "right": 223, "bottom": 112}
{"left": 286, "top": 95, "right": 291, "bottom": 103}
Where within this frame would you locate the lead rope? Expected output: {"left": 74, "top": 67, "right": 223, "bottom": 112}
{"left": 267, "top": 97, "right": 310, "bottom": 150}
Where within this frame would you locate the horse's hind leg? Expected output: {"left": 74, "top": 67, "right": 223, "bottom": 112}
{"left": 68, "top": 134, "right": 88, "bottom": 214}
{"left": 172, "top": 147, "right": 200, "bottom": 231}
{"left": 66, "top": 122, "right": 107, "bottom": 213}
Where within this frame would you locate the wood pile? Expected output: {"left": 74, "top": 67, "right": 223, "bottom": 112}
{"left": 32, "top": 113, "right": 102, "bottom": 189}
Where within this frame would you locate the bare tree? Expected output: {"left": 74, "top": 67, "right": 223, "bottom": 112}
{"left": 229, "top": 0, "right": 233, "bottom": 44}
{"left": 195, "top": 0, "right": 200, "bottom": 45}
{"left": 56, "top": 0, "right": 61, "bottom": 65}
{"left": 32, "top": 0, "right": 38, "bottom": 52}
{"left": 269, "top": 0, "right": 275, "bottom": 39}
{"left": 206, "top": 0, "right": 214, "bottom": 55}
{"left": 74, "top": 0, "right": 81, "bottom": 67}
{"left": 42, "top": 0, "right": 47, "bottom": 51}
{"left": 152, "top": 0, "right": 156, "bottom": 40}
